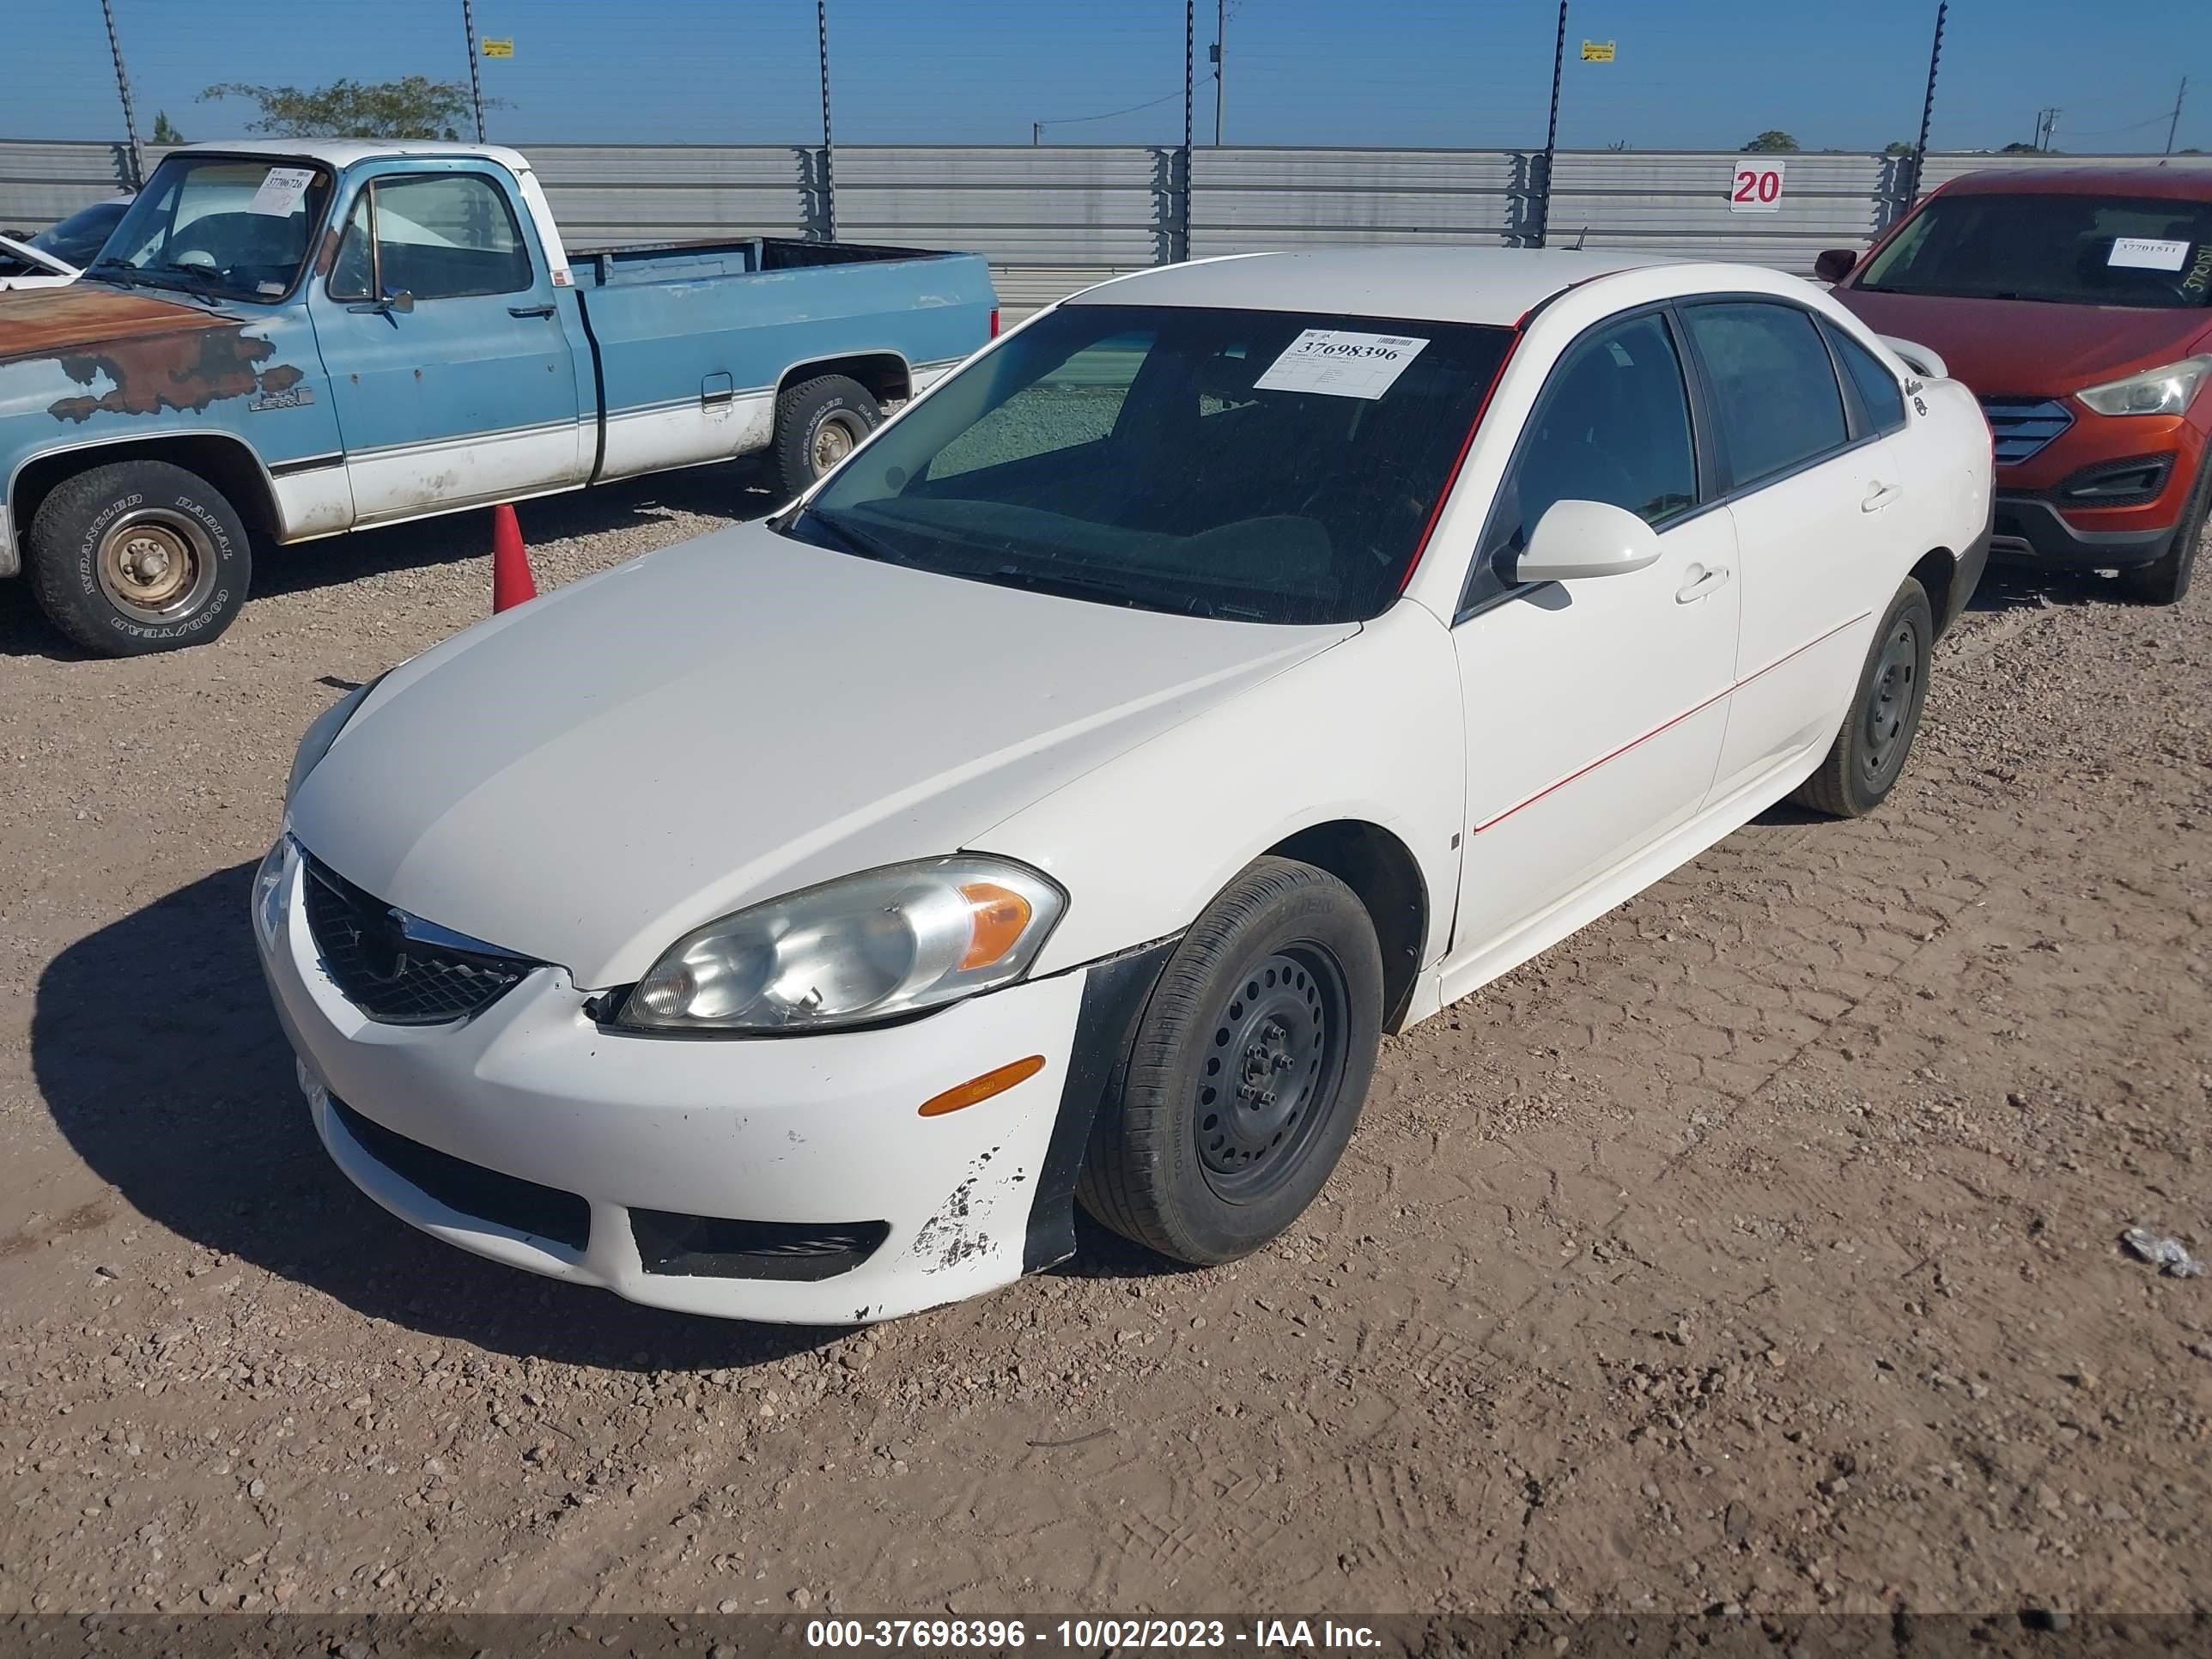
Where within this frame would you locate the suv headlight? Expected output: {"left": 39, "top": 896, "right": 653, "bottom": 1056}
{"left": 285, "top": 672, "right": 386, "bottom": 801}
{"left": 617, "top": 856, "right": 1066, "bottom": 1034}
{"left": 2075, "top": 356, "right": 2212, "bottom": 417}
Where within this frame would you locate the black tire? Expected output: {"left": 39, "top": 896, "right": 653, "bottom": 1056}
{"left": 2116, "top": 448, "right": 2209, "bottom": 606}
{"left": 1077, "top": 857, "right": 1384, "bottom": 1266}
{"left": 766, "top": 374, "right": 882, "bottom": 501}
{"left": 1791, "top": 578, "right": 1933, "bottom": 819}
{"left": 26, "top": 459, "right": 251, "bottom": 656}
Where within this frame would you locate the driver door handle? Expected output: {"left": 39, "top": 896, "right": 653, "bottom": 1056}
{"left": 1675, "top": 564, "right": 1731, "bottom": 605}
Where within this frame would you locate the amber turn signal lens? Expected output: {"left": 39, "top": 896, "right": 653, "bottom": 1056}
{"left": 957, "top": 881, "right": 1033, "bottom": 970}
{"left": 918, "top": 1054, "right": 1046, "bottom": 1117}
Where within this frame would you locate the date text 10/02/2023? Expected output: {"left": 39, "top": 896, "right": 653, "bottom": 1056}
{"left": 805, "top": 1619, "right": 1383, "bottom": 1650}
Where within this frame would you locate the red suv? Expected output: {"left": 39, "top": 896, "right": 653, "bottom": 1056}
{"left": 1822, "top": 167, "right": 2211, "bottom": 604}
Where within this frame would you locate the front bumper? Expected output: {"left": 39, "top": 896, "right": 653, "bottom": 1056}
{"left": 1989, "top": 494, "right": 2175, "bottom": 569}
{"left": 252, "top": 838, "right": 1163, "bottom": 1324}
{"left": 1988, "top": 413, "right": 2205, "bottom": 571}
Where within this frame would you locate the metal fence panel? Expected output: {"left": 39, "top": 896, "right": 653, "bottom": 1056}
{"left": 1544, "top": 150, "right": 1903, "bottom": 274}
{"left": 0, "top": 141, "right": 134, "bottom": 230}
{"left": 1915, "top": 150, "right": 2212, "bottom": 195}
{"left": 1189, "top": 147, "right": 1523, "bottom": 255}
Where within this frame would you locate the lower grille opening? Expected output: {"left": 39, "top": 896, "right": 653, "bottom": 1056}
{"left": 330, "top": 1097, "right": 591, "bottom": 1254}
{"left": 631, "top": 1211, "right": 889, "bottom": 1282}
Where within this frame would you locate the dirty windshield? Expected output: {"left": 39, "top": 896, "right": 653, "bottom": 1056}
{"left": 785, "top": 302, "right": 1514, "bottom": 625}
{"left": 1859, "top": 192, "right": 2212, "bottom": 309}
{"left": 88, "top": 156, "right": 334, "bottom": 303}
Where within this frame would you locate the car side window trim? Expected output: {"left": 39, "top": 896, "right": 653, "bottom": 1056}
{"left": 1453, "top": 301, "right": 1707, "bottom": 623}
{"left": 323, "top": 169, "right": 538, "bottom": 305}
{"left": 1816, "top": 316, "right": 1910, "bottom": 441}
{"left": 1673, "top": 293, "right": 1883, "bottom": 501}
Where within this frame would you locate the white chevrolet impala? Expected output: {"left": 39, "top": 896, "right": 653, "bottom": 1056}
{"left": 254, "top": 249, "right": 1992, "bottom": 1324}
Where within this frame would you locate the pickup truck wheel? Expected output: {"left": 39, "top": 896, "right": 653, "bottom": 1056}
{"left": 27, "top": 460, "right": 251, "bottom": 656}
{"left": 768, "top": 374, "right": 881, "bottom": 500}
{"left": 1077, "top": 857, "right": 1383, "bottom": 1267}
{"left": 1790, "top": 578, "right": 1932, "bottom": 819}
{"left": 2117, "top": 449, "right": 2209, "bottom": 605}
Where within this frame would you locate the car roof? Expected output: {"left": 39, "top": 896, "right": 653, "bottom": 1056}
{"left": 173, "top": 139, "right": 538, "bottom": 175}
{"left": 1936, "top": 164, "right": 2212, "bottom": 201}
{"left": 1065, "top": 246, "right": 1688, "bottom": 327}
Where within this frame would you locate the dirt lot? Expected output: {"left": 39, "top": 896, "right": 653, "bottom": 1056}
{"left": 0, "top": 465, "right": 2207, "bottom": 1623}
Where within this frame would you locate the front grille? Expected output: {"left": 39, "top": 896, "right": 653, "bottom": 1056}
{"left": 1978, "top": 396, "right": 2074, "bottom": 466}
{"left": 631, "top": 1210, "right": 890, "bottom": 1282}
{"left": 330, "top": 1096, "right": 592, "bottom": 1253}
{"left": 301, "top": 855, "right": 536, "bottom": 1025}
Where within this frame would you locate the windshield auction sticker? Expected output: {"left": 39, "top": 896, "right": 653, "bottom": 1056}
{"left": 246, "top": 167, "right": 315, "bottom": 216}
{"left": 2107, "top": 237, "right": 2191, "bottom": 271}
{"left": 1254, "top": 329, "right": 1431, "bottom": 400}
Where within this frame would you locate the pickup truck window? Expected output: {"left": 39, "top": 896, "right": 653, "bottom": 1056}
{"left": 1860, "top": 193, "right": 2212, "bottom": 310}
{"left": 789, "top": 302, "right": 1513, "bottom": 626}
{"left": 91, "top": 155, "right": 332, "bottom": 302}
{"left": 331, "top": 173, "right": 534, "bottom": 303}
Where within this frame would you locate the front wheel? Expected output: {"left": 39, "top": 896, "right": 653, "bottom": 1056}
{"left": 2116, "top": 449, "right": 2209, "bottom": 606}
{"left": 1790, "top": 578, "right": 1933, "bottom": 819}
{"left": 766, "top": 374, "right": 882, "bottom": 501}
{"left": 1077, "top": 857, "right": 1384, "bottom": 1266}
{"left": 25, "top": 459, "right": 252, "bottom": 656}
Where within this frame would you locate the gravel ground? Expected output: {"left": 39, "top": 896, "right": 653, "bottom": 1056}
{"left": 0, "top": 465, "right": 2207, "bottom": 1621}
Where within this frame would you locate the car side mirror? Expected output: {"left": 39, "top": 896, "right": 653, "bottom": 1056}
{"left": 1515, "top": 500, "right": 1663, "bottom": 585}
{"left": 1814, "top": 247, "right": 1859, "bottom": 284}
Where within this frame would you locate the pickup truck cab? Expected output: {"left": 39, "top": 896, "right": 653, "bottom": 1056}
{"left": 1821, "top": 166, "right": 2212, "bottom": 604}
{"left": 0, "top": 142, "right": 997, "bottom": 654}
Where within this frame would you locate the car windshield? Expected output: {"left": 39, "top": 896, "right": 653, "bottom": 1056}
{"left": 784, "top": 302, "right": 1515, "bottom": 625}
{"left": 28, "top": 201, "right": 128, "bottom": 269}
{"left": 88, "top": 156, "right": 333, "bottom": 301}
{"left": 1858, "top": 191, "right": 2212, "bottom": 309}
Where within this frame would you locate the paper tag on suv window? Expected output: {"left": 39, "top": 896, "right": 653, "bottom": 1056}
{"left": 2108, "top": 237, "right": 2191, "bottom": 271}
{"left": 1254, "top": 329, "right": 1430, "bottom": 400}
{"left": 246, "top": 167, "right": 315, "bottom": 217}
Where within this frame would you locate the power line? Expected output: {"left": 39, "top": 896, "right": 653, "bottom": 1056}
{"left": 1032, "top": 87, "right": 1185, "bottom": 132}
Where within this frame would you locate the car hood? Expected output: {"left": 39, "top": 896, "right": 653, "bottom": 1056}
{"left": 288, "top": 523, "right": 1356, "bottom": 988}
{"left": 0, "top": 282, "right": 224, "bottom": 363}
{"left": 1835, "top": 287, "right": 2211, "bottom": 395}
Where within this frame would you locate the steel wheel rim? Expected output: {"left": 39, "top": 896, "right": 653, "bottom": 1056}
{"left": 1195, "top": 944, "right": 1349, "bottom": 1203}
{"left": 1861, "top": 616, "right": 1919, "bottom": 785}
{"left": 96, "top": 507, "right": 216, "bottom": 624}
{"left": 810, "top": 414, "right": 861, "bottom": 477}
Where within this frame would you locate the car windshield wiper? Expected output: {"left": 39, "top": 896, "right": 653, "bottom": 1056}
{"left": 959, "top": 562, "right": 1170, "bottom": 611}
{"left": 798, "top": 507, "right": 923, "bottom": 571}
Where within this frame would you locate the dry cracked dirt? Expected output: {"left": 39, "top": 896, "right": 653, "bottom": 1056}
{"left": 1, "top": 465, "right": 2207, "bottom": 1625}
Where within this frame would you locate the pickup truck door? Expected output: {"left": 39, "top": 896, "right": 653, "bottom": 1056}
{"left": 307, "top": 165, "right": 585, "bottom": 525}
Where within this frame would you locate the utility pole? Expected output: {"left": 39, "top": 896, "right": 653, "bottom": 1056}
{"left": 99, "top": 0, "right": 143, "bottom": 190}
{"left": 1907, "top": 1, "right": 1946, "bottom": 208}
{"left": 2168, "top": 76, "right": 2191, "bottom": 155}
{"left": 1032, "top": 122, "right": 1042, "bottom": 146}
{"left": 1534, "top": 0, "right": 1566, "bottom": 247}
{"left": 1212, "top": 0, "right": 1226, "bottom": 146}
{"left": 1182, "top": 0, "right": 1195, "bottom": 259}
{"left": 459, "top": 0, "right": 487, "bottom": 142}
{"left": 817, "top": 0, "right": 837, "bottom": 241}
{"left": 2042, "top": 107, "right": 2062, "bottom": 152}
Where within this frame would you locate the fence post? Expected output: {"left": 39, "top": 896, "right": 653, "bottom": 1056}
{"left": 99, "top": 0, "right": 143, "bottom": 190}
{"left": 1180, "top": 0, "right": 1194, "bottom": 262}
{"left": 817, "top": 0, "right": 837, "bottom": 242}
{"left": 1905, "top": 0, "right": 1946, "bottom": 215}
{"left": 459, "top": 0, "right": 488, "bottom": 142}
{"left": 1534, "top": 0, "right": 1566, "bottom": 247}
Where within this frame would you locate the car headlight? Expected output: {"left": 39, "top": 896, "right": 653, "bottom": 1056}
{"left": 2076, "top": 356, "right": 2212, "bottom": 417}
{"left": 252, "top": 834, "right": 292, "bottom": 947}
{"left": 617, "top": 856, "right": 1066, "bottom": 1034}
{"left": 285, "top": 672, "right": 386, "bottom": 801}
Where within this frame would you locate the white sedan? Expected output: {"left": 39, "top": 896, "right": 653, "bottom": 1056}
{"left": 255, "top": 248, "right": 1992, "bottom": 1324}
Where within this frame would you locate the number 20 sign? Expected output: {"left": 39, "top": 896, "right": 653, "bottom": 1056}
{"left": 1730, "top": 160, "right": 1787, "bottom": 214}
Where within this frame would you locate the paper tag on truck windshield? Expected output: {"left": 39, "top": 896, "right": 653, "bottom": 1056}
{"left": 246, "top": 167, "right": 315, "bottom": 216}
{"left": 2108, "top": 237, "right": 2191, "bottom": 271}
{"left": 1254, "top": 329, "right": 1430, "bottom": 400}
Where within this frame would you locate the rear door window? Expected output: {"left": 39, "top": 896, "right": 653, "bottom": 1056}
{"left": 1823, "top": 322, "right": 1909, "bottom": 435}
{"left": 1683, "top": 302, "right": 1850, "bottom": 490}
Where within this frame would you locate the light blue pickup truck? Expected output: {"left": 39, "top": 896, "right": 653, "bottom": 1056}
{"left": 0, "top": 141, "right": 998, "bottom": 654}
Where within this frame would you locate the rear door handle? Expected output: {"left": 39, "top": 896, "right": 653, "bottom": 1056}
{"left": 508, "top": 302, "right": 557, "bottom": 319}
{"left": 1862, "top": 480, "right": 1900, "bottom": 513}
{"left": 1675, "top": 564, "right": 1731, "bottom": 605}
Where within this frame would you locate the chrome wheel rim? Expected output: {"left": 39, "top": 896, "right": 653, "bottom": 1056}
{"left": 96, "top": 507, "right": 216, "bottom": 623}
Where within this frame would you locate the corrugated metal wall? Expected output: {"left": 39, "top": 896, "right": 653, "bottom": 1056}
{"left": 7, "top": 141, "right": 2209, "bottom": 312}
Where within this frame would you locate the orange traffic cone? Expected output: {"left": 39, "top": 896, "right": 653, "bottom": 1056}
{"left": 490, "top": 503, "right": 536, "bottom": 612}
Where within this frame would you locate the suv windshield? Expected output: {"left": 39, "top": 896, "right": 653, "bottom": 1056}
{"left": 1859, "top": 191, "right": 2212, "bottom": 309}
{"left": 784, "top": 302, "right": 1513, "bottom": 624}
{"left": 88, "top": 155, "right": 333, "bottom": 301}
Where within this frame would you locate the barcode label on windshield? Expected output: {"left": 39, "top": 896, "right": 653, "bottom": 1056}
{"left": 1254, "top": 329, "right": 1431, "bottom": 400}
{"left": 246, "top": 167, "right": 314, "bottom": 217}
{"left": 2108, "top": 237, "right": 2191, "bottom": 271}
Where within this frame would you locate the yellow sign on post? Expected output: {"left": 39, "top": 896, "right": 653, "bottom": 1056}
{"left": 482, "top": 38, "right": 514, "bottom": 58}
{"left": 1580, "top": 40, "right": 1616, "bottom": 62}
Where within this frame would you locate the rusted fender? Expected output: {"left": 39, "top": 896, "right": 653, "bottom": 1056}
{"left": 0, "top": 285, "right": 295, "bottom": 423}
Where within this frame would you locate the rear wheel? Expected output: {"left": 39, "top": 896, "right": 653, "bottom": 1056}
{"left": 26, "top": 459, "right": 252, "bottom": 656}
{"left": 2116, "top": 449, "right": 2209, "bottom": 606}
{"left": 767, "top": 374, "right": 882, "bottom": 501}
{"left": 1791, "top": 578, "right": 1933, "bottom": 819}
{"left": 1077, "top": 858, "right": 1383, "bottom": 1266}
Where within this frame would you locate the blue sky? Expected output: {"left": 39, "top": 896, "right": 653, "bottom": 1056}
{"left": 5, "top": 0, "right": 2204, "bottom": 153}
